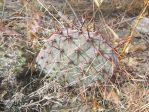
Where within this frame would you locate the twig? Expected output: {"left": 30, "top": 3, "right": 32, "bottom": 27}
{"left": 120, "top": 0, "right": 149, "bottom": 58}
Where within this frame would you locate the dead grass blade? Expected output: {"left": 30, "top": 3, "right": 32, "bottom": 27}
{"left": 120, "top": 0, "right": 149, "bottom": 57}
{"left": 94, "top": 0, "right": 103, "bottom": 7}
{"left": 106, "top": 24, "right": 119, "bottom": 40}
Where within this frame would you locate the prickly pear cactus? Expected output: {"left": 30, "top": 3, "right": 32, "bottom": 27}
{"left": 36, "top": 28, "right": 118, "bottom": 85}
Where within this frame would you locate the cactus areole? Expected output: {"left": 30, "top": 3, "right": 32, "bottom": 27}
{"left": 36, "top": 28, "right": 118, "bottom": 85}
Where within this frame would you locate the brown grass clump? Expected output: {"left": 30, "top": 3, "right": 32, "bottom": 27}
{"left": 0, "top": 0, "right": 149, "bottom": 112}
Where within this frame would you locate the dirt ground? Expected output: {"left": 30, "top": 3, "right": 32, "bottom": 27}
{"left": 0, "top": 0, "right": 149, "bottom": 112}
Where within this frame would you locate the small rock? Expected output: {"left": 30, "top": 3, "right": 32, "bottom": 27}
{"left": 135, "top": 17, "right": 149, "bottom": 34}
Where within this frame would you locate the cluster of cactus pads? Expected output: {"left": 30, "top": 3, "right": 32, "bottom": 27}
{"left": 36, "top": 28, "right": 118, "bottom": 86}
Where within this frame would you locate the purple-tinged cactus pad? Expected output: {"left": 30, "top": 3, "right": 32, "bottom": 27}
{"left": 36, "top": 28, "right": 118, "bottom": 85}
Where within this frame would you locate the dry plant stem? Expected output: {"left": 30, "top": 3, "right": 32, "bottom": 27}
{"left": 65, "top": 0, "right": 81, "bottom": 26}
{"left": 1, "top": 0, "right": 5, "bottom": 18}
{"left": 36, "top": 0, "right": 63, "bottom": 27}
{"left": 121, "top": 0, "right": 149, "bottom": 57}
{"left": 135, "top": 103, "right": 149, "bottom": 112}
{"left": 49, "top": 3, "right": 80, "bottom": 30}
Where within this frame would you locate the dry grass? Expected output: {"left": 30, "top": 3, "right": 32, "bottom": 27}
{"left": 0, "top": 0, "right": 149, "bottom": 112}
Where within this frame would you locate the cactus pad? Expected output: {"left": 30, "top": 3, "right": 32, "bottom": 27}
{"left": 36, "top": 28, "right": 118, "bottom": 85}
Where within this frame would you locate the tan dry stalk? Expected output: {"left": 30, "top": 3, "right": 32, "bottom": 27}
{"left": 120, "top": 0, "right": 149, "bottom": 59}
